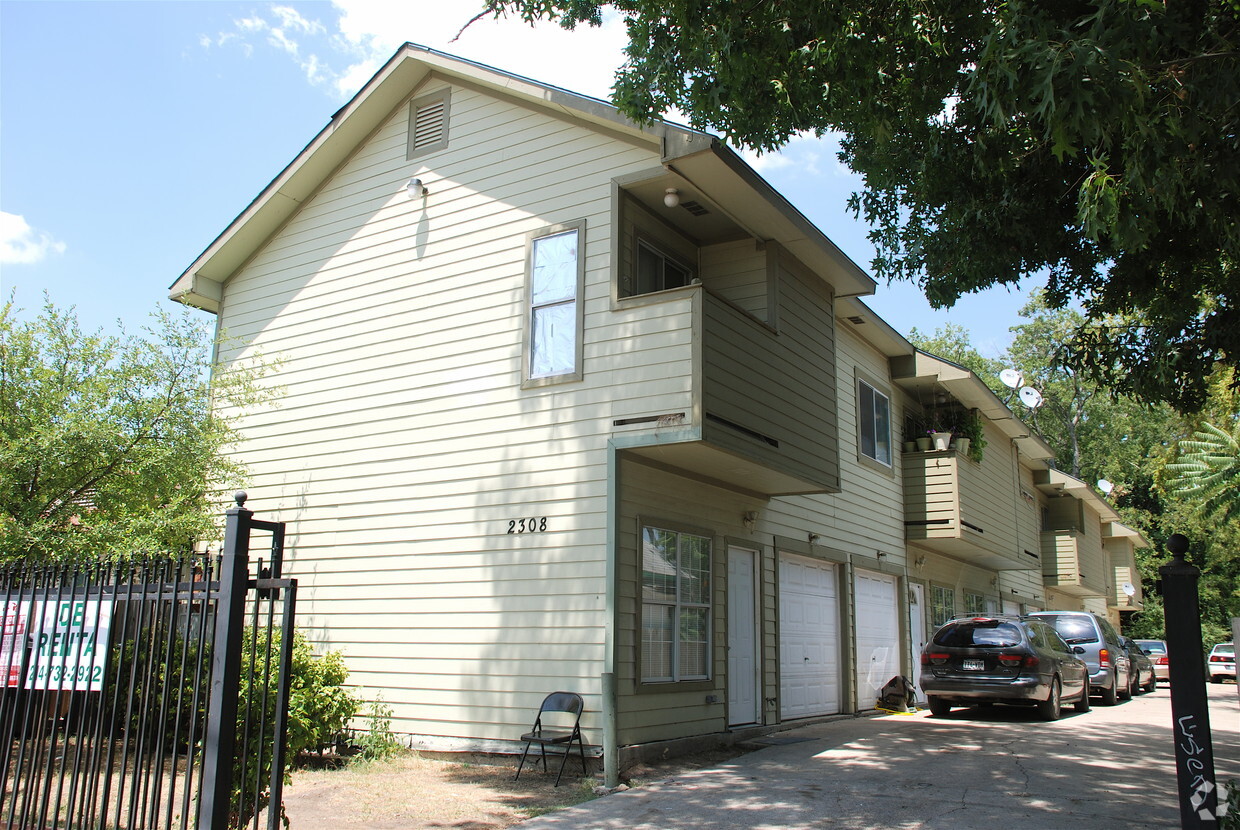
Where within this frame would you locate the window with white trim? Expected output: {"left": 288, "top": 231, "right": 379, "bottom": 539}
{"left": 931, "top": 584, "right": 956, "bottom": 627}
{"left": 407, "top": 90, "right": 450, "bottom": 159}
{"left": 526, "top": 223, "right": 583, "bottom": 383}
{"left": 641, "top": 526, "right": 712, "bottom": 683}
{"left": 964, "top": 591, "right": 987, "bottom": 616}
{"left": 858, "top": 379, "right": 892, "bottom": 466}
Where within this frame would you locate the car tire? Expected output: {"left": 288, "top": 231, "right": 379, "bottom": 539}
{"left": 928, "top": 696, "right": 951, "bottom": 717}
{"left": 1118, "top": 671, "right": 1133, "bottom": 700}
{"left": 1101, "top": 673, "right": 1119, "bottom": 706}
{"left": 1143, "top": 673, "right": 1156, "bottom": 693}
{"left": 1074, "top": 685, "right": 1091, "bottom": 713}
{"left": 1037, "top": 678, "right": 1062, "bottom": 721}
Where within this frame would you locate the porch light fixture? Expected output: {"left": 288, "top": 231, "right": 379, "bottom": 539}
{"left": 663, "top": 188, "right": 680, "bottom": 208}
{"left": 406, "top": 177, "right": 428, "bottom": 198}
{"left": 743, "top": 511, "right": 759, "bottom": 531}
{"left": 914, "top": 555, "right": 926, "bottom": 569}
{"left": 808, "top": 533, "right": 820, "bottom": 544}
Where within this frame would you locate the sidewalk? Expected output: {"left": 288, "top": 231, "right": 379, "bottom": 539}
{"left": 517, "top": 685, "right": 1240, "bottom": 830}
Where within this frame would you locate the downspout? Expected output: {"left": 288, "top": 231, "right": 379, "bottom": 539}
{"left": 602, "top": 440, "right": 619, "bottom": 788}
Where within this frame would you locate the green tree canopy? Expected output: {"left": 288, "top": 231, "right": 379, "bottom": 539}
{"left": 486, "top": 0, "right": 1239, "bottom": 411}
{"left": 0, "top": 300, "right": 271, "bottom": 561}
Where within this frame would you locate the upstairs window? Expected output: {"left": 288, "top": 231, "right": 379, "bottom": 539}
{"left": 407, "top": 90, "right": 450, "bottom": 159}
{"left": 632, "top": 240, "right": 693, "bottom": 296}
{"left": 526, "top": 222, "right": 584, "bottom": 384}
{"left": 858, "top": 379, "right": 892, "bottom": 466}
{"left": 641, "top": 525, "right": 712, "bottom": 683}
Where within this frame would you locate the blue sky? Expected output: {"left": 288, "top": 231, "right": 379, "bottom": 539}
{"left": 1, "top": 1, "right": 1039, "bottom": 357}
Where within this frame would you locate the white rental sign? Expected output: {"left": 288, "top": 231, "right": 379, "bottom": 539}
{"left": 24, "top": 599, "right": 113, "bottom": 692}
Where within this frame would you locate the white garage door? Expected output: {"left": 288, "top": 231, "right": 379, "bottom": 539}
{"left": 855, "top": 569, "right": 901, "bottom": 706}
{"left": 779, "top": 555, "right": 840, "bottom": 719}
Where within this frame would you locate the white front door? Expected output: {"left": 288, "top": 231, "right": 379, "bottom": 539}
{"left": 910, "top": 582, "right": 927, "bottom": 701}
{"left": 779, "top": 554, "right": 840, "bottom": 719}
{"left": 727, "top": 547, "right": 760, "bottom": 726}
{"left": 854, "top": 569, "right": 901, "bottom": 706}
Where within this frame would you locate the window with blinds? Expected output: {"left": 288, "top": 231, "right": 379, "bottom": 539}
{"left": 406, "top": 90, "right": 450, "bottom": 159}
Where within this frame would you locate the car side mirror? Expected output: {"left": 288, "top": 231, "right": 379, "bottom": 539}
{"left": 1073, "top": 646, "right": 1086, "bottom": 654}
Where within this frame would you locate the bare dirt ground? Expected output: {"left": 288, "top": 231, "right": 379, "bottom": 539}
{"left": 283, "top": 746, "right": 752, "bottom": 830}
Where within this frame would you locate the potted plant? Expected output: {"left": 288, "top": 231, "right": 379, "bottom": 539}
{"left": 953, "top": 409, "right": 987, "bottom": 462}
{"left": 926, "top": 415, "right": 953, "bottom": 451}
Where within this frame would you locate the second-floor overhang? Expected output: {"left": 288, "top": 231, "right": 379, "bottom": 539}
{"left": 890, "top": 350, "right": 1057, "bottom": 462}
{"left": 1033, "top": 468, "right": 1122, "bottom": 524}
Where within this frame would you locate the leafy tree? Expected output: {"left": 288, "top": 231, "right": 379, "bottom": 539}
{"left": 484, "top": 0, "right": 1240, "bottom": 411}
{"left": 0, "top": 299, "right": 272, "bottom": 561}
{"left": 1167, "top": 421, "right": 1240, "bottom": 525}
{"left": 1004, "top": 292, "right": 1181, "bottom": 482}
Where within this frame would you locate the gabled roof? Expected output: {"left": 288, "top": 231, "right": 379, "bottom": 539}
{"left": 170, "top": 43, "right": 874, "bottom": 312}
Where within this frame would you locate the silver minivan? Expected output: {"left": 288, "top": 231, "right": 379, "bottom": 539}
{"left": 1025, "top": 611, "right": 1132, "bottom": 705}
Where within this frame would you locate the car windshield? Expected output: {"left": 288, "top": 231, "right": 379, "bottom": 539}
{"left": 1036, "top": 615, "right": 1098, "bottom": 644}
{"left": 1215, "top": 645, "right": 1235, "bottom": 657}
{"left": 934, "top": 621, "right": 1024, "bottom": 648}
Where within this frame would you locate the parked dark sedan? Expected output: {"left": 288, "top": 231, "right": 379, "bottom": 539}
{"left": 921, "top": 616, "right": 1090, "bottom": 721}
{"left": 1122, "top": 637, "right": 1157, "bottom": 694}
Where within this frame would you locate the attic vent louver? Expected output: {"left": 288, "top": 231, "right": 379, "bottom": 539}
{"left": 407, "top": 91, "right": 450, "bottom": 159}
{"left": 847, "top": 316, "right": 865, "bottom": 325}
{"left": 679, "top": 200, "right": 710, "bottom": 217}
{"left": 413, "top": 101, "right": 444, "bottom": 148}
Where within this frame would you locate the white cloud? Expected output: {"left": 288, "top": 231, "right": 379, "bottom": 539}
{"left": 328, "top": 1, "right": 630, "bottom": 100}
{"left": 0, "top": 212, "right": 66, "bottom": 265}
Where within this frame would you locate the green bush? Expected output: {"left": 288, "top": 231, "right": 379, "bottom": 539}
{"left": 234, "top": 627, "right": 360, "bottom": 825}
{"left": 350, "top": 695, "right": 405, "bottom": 763}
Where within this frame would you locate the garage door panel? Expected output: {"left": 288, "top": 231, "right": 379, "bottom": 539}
{"left": 779, "top": 555, "right": 840, "bottom": 719}
{"left": 855, "top": 569, "right": 900, "bottom": 704}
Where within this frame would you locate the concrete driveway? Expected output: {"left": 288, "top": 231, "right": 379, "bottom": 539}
{"left": 519, "top": 683, "right": 1240, "bottom": 829}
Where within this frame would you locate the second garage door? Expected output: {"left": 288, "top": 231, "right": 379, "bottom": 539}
{"left": 779, "top": 554, "right": 840, "bottom": 719}
{"left": 854, "top": 569, "right": 901, "bottom": 706}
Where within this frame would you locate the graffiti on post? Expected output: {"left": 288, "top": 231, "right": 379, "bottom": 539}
{"left": 1178, "top": 714, "right": 1221, "bottom": 823}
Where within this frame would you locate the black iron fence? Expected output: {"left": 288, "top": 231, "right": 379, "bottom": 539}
{"left": 0, "top": 495, "right": 296, "bottom": 830}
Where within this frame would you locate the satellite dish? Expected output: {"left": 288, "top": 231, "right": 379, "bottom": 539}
{"left": 1098, "top": 479, "right": 1114, "bottom": 495}
{"left": 1019, "top": 387, "right": 1044, "bottom": 409}
{"left": 1122, "top": 582, "right": 1136, "bottom": 597}
{"left": 1000, "top": 368, "right": 1022, "bottom": 389}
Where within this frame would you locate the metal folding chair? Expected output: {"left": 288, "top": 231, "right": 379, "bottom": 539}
{"left": 514, "top": 691, "right": 587, "bottom": 786}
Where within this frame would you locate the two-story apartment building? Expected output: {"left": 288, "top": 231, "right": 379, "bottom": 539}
{"left": 171, "top": 44, "right": 1143, "bottom": 780}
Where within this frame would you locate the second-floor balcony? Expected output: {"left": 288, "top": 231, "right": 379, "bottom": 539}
{"left": 608, "top": 286, "right": 840, "bottom": 498}
{"left": 903, "top": 448, "right": 1035, "bottom": 571}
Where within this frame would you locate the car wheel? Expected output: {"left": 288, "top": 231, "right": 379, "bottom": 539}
{"left": 1101, "top": 673, "right": 1119, "bottom": 706}
{"left": 1074, "top": 684, "right": 1091, "bottom": 713}
{"left": 1118, "top": 671, "right": 1133, "bottom": 700}
{"left": 928, "top": 696, "right": 951, "bottom": 717}
{"left": 1143, "top": 672, "right": 1156, "bottom": 693}
{"left": 1037, "top": 678, "right": 1062, "bottom": 721}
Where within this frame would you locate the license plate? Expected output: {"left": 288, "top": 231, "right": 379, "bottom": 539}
{"left": 962, "top": 659, "right": 985, "bottom": 671}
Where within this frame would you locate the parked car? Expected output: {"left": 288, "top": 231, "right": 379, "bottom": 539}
{"left": 1208, "top": 643, "right": 1236, "bottom": 683}
{"left": 1122, "top": 638, "right": 1157, "bottom": 694}
{"left": 921, "top": 615, "right": 1090, "bottom": 721}
{"left": 1135, "top": 639, "right": 1170, "bottom": 684}
{"left": 1025, "top": 611, "right": 1132, "bottom": 705}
